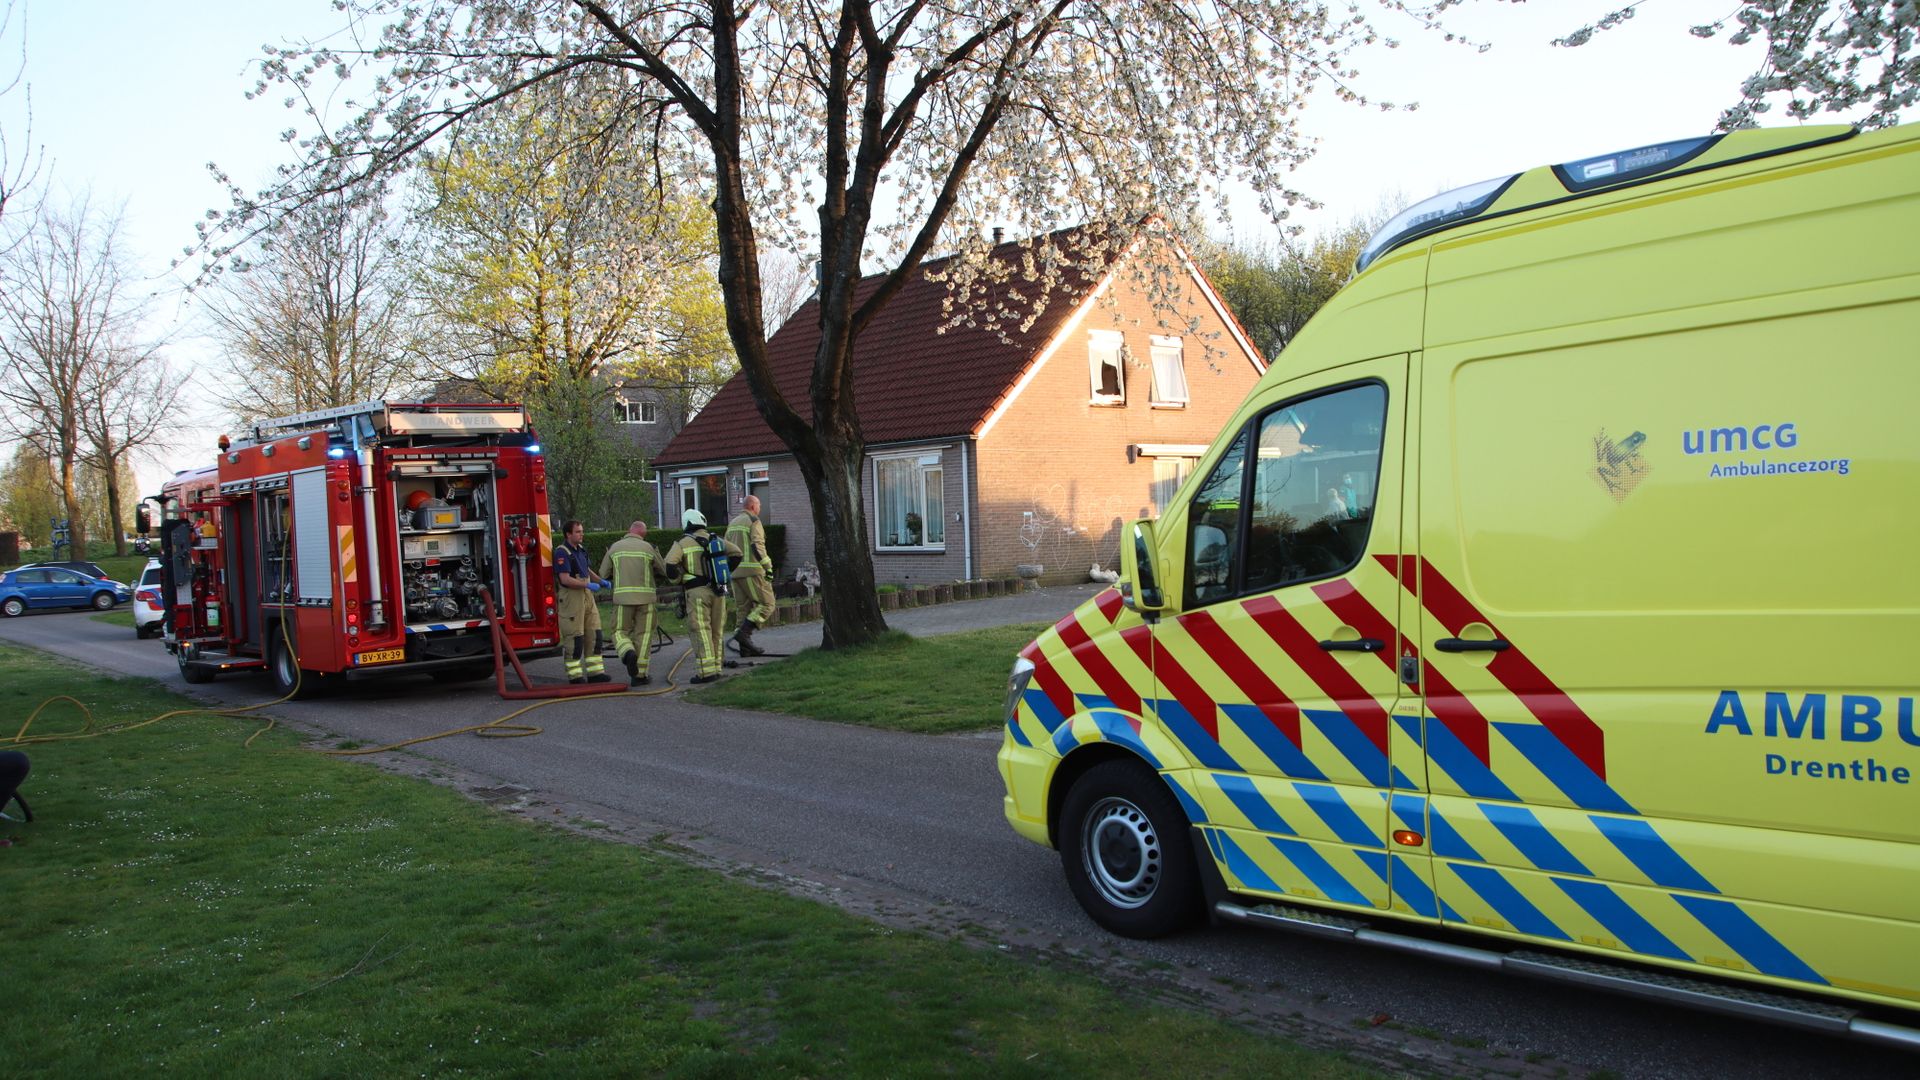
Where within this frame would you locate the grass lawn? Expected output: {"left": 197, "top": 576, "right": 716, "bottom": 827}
{"left": 0, "top": 644, "right": 1372, "bottom": 1078}
{"left": 689, "top": 623, "right": 1050, "bottom": 735}
{"left": 90, "top": 552, "right": 150, "bottom": 584}
{"left": 91, "top": 609, "right": 137, "bottom": 628}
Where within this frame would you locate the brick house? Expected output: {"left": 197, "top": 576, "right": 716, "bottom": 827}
{"left": 650, "top": 223, "right": 1265, "bottom": 586}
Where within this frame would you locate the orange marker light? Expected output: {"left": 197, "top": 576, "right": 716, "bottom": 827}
{"left": 1392, "top": 830, "right": 1425, "bottom": 848}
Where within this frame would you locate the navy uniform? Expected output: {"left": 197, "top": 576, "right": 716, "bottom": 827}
{"left": 554, "top": 525, "right": 609, "bottom": 683}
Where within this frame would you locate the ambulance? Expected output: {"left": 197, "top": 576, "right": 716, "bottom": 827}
{"left": 998, "top": 122, "right": 1920, "bottom": 1047}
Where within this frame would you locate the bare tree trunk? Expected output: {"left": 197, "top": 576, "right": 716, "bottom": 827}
{"left": 702, "top": 9, "right": 889, "bottom": 650}
{"left": 102, "top": 435, "right": 125, "bottom": 557}
{"left": 57, "top": 449, "right": 84, "bottom": 554}
{"left": 794, "top": 429, "right": 885, "bottom": 648}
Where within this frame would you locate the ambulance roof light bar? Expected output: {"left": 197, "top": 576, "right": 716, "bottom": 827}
{"left": 1356, "top": 173, "right": 1517, "bottom": 274}
{"left": 1355, "top": 127, "right": 1856, "bottom": 275}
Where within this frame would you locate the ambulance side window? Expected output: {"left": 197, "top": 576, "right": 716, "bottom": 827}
{"left": 1243, "top": 382, "right": 1386, "bottom": 593}
{"left": 1186, "top": 428, "right": 1250, "bottom": 607}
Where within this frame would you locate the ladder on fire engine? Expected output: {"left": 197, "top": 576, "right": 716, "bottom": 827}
{"left": 252, "top": 400, "right": 531, "bottom": 442}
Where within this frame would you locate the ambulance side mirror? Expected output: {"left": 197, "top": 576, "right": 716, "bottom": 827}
{"left": 1120, "top": 517, "right": 1167, "bottom": 615}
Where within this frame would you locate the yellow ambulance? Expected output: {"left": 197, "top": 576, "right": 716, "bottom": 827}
{"left": 997, "top": 121, "right": 1920, "bottom": 1048}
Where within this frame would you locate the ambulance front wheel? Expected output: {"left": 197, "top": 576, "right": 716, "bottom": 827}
{"left": 1059, "top": 757, "right": 1202, "bottom": 939}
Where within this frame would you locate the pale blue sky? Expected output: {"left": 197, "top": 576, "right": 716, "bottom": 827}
{"left": 1, "top": 1, "right": 1800, "bottom": 490}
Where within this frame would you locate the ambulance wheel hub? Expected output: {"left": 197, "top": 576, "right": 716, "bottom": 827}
{"left": 1082, "top": 796, "right": 1161, "bottom": 910}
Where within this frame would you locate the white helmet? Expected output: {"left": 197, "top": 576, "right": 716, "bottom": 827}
{"left": 682, "top": 508, "right": 706, "bottom": 528}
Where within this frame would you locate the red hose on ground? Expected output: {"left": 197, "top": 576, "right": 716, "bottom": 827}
{"left": 479, "top": 587, "right": 624, "bottom": 701}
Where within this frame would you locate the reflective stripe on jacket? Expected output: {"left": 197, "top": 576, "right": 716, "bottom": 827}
{"left": 597, "top": 536, "right": 660, "bottom": 604}
{"left": 726, "top": 512, "right": 769, "bottom": 577}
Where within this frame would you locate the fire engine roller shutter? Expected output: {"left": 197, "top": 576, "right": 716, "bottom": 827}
{"left": 291, "top": 467, "right": 332, "bottom": 604}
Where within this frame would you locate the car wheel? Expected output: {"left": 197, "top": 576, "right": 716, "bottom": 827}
{"left": 269, "top": 633, "right": 315, "bottom": 699}
{"left": 1, "top": 597, "right": 23, "bottom": 618}
{"left": 1059, "top": 757, "right": 1203, "bottom": 939}
{"left": 91, "top": 591, "right": 116, "bottom": 610}
{"left": 177, "top": 651, "right": 215, "bottom": 684}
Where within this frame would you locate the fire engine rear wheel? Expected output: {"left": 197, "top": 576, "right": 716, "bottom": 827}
{"left": 269, "top": 635, "right": 316, "bottom": 700}
{"left": 177, "top": 652, "right": 215, "bottom": 684}
{"left": 1, "top": 597, "right": 23, "bottom": 618}
{"left": 1059, "top": 757, "right": 1203, "bottom": 939}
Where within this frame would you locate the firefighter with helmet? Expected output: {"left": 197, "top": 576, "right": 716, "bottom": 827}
{"left": 663, "top": 508, "right": 741, "bottom": 683}
{"left": 554, "top": 519, "right": 611, "bottom": 684}
{"left": 726, "top": 495, "right": 774, "bottom": 657}
{"left": 598, "top": 519, "right": 662, "bottom": 686}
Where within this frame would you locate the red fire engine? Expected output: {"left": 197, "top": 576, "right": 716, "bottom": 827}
{"left": 157, "top": 401, "right": 561, "bottom": 695}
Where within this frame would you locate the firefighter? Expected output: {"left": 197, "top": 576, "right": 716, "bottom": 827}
{"left": 598, "top": 519, "right": 661, "bottom": 686}
{"left": 726, "top": 495, "right": 774, "bottom": 657}
{"left": 554, "top": 519, "right": 611, "bottom": 684}
{"left": 662, "top": 508, "right": 741, "bottom": 684}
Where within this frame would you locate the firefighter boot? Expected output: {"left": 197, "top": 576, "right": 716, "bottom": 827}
{"left": 732, "top": 621, "right": 766, "bottom": 657}
{"left": 622, "top": 648, "right": 639, "bottom": 683}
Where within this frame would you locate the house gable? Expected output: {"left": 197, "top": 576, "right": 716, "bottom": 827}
{"left": 977, "top": 229, "right": 1265, "bottom": 440}
{"left": 652, "top": 222, "right": 1264, "bottom": 586}
{"left": 969, "top": 232, "right": 1265, "bottom": 582}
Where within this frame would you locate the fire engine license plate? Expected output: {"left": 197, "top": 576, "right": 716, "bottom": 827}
{"left": 355, "top": 648, "right": 406, "bottom": 666}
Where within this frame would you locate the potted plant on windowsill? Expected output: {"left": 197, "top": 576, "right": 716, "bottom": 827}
{"left": 904, "top": 512, "right": 923, "bottom": 546}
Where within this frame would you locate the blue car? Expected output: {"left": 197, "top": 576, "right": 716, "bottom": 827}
{"left": 0, "top": 566, "right": 133, "bottom": 617}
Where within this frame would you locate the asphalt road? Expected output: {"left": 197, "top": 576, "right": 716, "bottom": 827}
{"left": 1, "top": 596, "right": 1910, "bottom": 1078}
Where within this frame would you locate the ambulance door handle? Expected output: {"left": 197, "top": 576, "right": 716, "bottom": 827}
{"left": 1318, "top": 637, "right": 1384, "bottom": 652}
{"left": 1434, "top": 637, "right": 1510, "bottom": 653}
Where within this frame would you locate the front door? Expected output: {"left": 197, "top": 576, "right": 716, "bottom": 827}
{"left": 1154, "top": 357, "right": 1421, "bottom": 915}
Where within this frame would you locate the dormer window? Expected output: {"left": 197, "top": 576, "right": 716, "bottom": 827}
{"left": 615, "top": 399, "right": 657, "bottom": 424}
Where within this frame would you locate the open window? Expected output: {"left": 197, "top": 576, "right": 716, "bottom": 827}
{"left": 1149, "top": 335, "right": 1188, "bottom": 406}
{"left": 1089, "top": 329, "right": 1125, "bottom": 405}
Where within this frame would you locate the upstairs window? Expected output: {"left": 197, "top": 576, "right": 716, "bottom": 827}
{"left": 615, "top": 399, "right": 657, "bottom": 424}
{"left": 1149, "top": 335, "right": 1188, "bottom": 406}
{"left": 1089, "top": 330, "right": 1124, "bottom": 405}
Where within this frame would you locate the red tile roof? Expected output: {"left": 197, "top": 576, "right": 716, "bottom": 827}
{"left": 652, "top": 224, "right": 1127, "bottom": 468}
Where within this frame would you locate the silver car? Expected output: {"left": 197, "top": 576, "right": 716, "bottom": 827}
{"left": 133, "top": 559, "right": 166, "bottom": 639}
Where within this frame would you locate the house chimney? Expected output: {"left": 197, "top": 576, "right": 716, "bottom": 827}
{"left": 992, "top": 227, "right": 1004, "bottom": 244}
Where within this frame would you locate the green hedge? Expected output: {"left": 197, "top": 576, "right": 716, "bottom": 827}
{"left": 579, "top": 523, "right": 786, "bottom": 576}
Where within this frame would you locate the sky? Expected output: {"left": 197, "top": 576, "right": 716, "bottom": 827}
{"left": 0, "top": 1, "right": 1799, "bottom": 498}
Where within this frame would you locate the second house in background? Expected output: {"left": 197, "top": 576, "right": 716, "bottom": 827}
{"left": 651, "top": 221, "right": 1265, "bottom": 586}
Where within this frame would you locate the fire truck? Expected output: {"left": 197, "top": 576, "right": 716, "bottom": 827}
{"left": 156, "top": 401, "right": 561, "bottom": 695}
